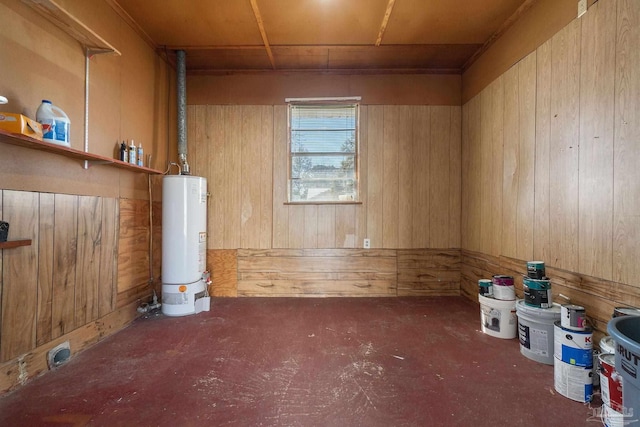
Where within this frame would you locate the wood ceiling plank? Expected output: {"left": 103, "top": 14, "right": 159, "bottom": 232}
{"left": 249, "top": 0, "right": 276, "bottom": 69}
{"left": 376, "top": 0, "right": 398, "bottom": 46}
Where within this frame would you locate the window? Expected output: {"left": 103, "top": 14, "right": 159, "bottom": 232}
{"left": 287, "top": 97, "right": 360, "bottom": 203}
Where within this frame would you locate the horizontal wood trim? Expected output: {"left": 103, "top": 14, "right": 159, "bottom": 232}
{"left": 234, "top": 248, "right": 461, "bottom": 297}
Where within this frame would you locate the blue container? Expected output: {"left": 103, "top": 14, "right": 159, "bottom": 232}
{"left": 608, "top": 316, "right": 640, "bottom": 426}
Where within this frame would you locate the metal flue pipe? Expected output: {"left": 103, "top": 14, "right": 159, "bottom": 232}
{"left": 176, "top": 49, "right": 190, "bottom": 175}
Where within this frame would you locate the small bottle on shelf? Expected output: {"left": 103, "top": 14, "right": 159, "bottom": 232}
{"left": 137, "top": 142, "right": 143, "bottom": 167}
{"left": 129, "top": 139, "right": 136, "bottom": 165}
{"left": 120, "top": 141, "right": 128, "bottom": 163}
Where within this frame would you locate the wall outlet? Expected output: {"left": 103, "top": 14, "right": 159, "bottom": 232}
{"left": 363, "top": 238, "right": 371, "bottom": 249}
{"left": 577, "top": 0, "right": 587, "bottom": 18}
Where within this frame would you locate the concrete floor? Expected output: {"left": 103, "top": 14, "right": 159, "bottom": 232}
{"left": 0, "top": 297, "right": 601, "bottom": 426}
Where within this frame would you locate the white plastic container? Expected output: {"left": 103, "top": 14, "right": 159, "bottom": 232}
{"left": 516, "top": 300, "right": 562, "bottom": 365}
{"left": 479, "top": 294, "right": 517, "bottom": 339}
{"left": 36, "top": 100, "right": 70, "bottom": 146}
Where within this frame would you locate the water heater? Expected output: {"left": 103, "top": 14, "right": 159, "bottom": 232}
{"left": 162, "top": 175, "right": 209, "bottom": 316}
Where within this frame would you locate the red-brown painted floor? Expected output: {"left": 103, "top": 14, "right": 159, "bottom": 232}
{"left": 0, "top": 297, "right": 602, "bottom": 426}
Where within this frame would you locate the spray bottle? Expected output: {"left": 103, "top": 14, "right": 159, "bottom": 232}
{"left": 137, "top": 142, "right": 144, "bottom": 167}
{"left": 129, "top": 139, "right": 137, "bottom": 165}
{"left": 120, "top": 141, "right": 128, "bottom": 163}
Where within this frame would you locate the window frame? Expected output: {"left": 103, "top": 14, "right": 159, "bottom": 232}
{"left": 285, "top": 97, "right": 361, "bottom": 205}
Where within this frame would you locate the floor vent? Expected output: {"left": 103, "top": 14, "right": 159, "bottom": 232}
{"left": 47, "top": 341, "right": 71, "bottom": 369}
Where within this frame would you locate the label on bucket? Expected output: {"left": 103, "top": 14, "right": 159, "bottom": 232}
{"left": 554, "top": 357, "right": 593, "bottom": 403}
{"left": 519, "top": 323, "right": 549, "bottom": 356}
{"left": 554, "top": 322, "right": 593, "bottom": 367}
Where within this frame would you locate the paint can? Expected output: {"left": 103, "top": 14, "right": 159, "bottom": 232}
{"left": 526, "top": 261, "right": 546, "bottom": 279}
{"left": 553, "top": 321, "right": 593, "bottom": 367}
{"left": 561, "top": 304, "right": 588, "bottom": 331}
{"left": 599, "top": 353, "right": 624, "bottom": 413}
{"left": 612, "top": 307, "right": 640, "bottom": 318}
{"left": 523, "top": 277, "right": 552, "bottom": 308}
{"left": 593, "top": 349, "right": 601, "bottom": 387}
{"left": 492, "top": 275, "right": 515, "bottom": 301}
{"left": 478, "top": 279, "right": 493, "bottom": 297}
{"left": 601, "top": 404, "right": 625, "bottom": 427}
{"left": 600, "top": 336, "right": 616, "bottom": 355}
{"left": 478, "top": 294, "right": 517, "bottom": 339}
{"left": 554, "top": 356, "right": 593, "bottom": 403}
{"left": 516, "top": 300, "right": 561, "bottom": 365}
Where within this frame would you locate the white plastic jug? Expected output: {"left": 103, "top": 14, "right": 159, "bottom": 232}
{"left": 36, "top": 100, "right": 70, "bottom": 146}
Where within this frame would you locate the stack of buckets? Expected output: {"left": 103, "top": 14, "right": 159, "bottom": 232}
{"left": 478, "top": 275, "right": 517, "bottom": 339}
{"left": 516, "top": 261, "right": 561, "bottom": 365}
{"left": 554, "top": 301, "right": 594, "bottom": 403}
{"left": 601, "top": 307, "right": 640, "bottom": 426}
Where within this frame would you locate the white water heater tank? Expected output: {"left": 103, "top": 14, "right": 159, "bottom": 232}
{"left": 162, "top": 175, "right": 208, "bottom": 316}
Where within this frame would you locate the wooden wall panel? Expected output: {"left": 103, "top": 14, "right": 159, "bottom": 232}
{"left": 366, "top": 106, "right": 384, "bottom": 248}
{"left": 549, "top": 19, "right": 581, "bottom": 271}
{"left": 36, "top": 193, "right": 54, "bottom": 347}
{"left": 534, "top": 40, "right": 552, "bottom": 262}
{"left": 449, "top": 107, "right": 462, "bottom": 248}
{"left": 98, "top": 198, "right": 118, "bottom": 317}
{"left": 516, "top": 52, "right": 536, "bottom": 262}
{"left": 189, "top": 104, "right": 461, "bottom": 251}
{"left": 462, "top": 0, "right": 640, "bottom": 324}
{"left": 579, "top": 0, "right": 616, "bottom": 280}
{"left": 429, "top": 107, "right": 451, "bottom": 248}
{"left": 51, "top": 194, "right": 78, "bottom": 339}
{"left": 411, "top": 106, "right": 430, "bottom": 248}
{"left": 1, "top": 191, "right": 38, "bottom": 361}
{"left": 117, "top": 199, "right": 149, "bottom": 294}
{"left": 75, "top": 197, "right": 103, "bottom": 326}
{"left": 382, "top": 106, "right": 400, "bottom": 248}
{"left": 613, "top": 0, "right": 640, "bottom": 285}
{"left": 272, "top": 105, "right": 289, "bottom": 248}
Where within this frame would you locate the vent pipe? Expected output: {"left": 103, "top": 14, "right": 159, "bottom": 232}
{"left": 176, "top": 49, "right": 190, "bottom": 175}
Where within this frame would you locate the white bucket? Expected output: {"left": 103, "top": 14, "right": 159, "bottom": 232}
{"left": 554, "top": 356, "right": 593, "bottom": 402}
{"left": 516, "top": 300, "right": 561, "bottom": 365}
{"left": 479, "top": 294, "right": 517, "bottom": 339}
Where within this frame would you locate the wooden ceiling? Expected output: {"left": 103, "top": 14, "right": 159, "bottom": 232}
{"left": 110, "top": 0, "right": 532, "bottom": 74}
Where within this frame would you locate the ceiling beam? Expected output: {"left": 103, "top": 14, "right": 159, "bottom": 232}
{"left": 375, "top": 0, "right": 397, "bottom": 47}
{"left": 249, "top": 0, "right": 276, "bottom": 69}
{"left": 462, "top": 0, "right": 538, "bottom": 71}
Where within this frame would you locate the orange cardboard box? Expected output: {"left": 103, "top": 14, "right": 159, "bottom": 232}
{"left": 0, "top": 112, "right": 43, "bottom": 140}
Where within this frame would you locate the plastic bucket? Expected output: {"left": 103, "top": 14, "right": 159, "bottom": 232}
{"left": 608, "top": 316, "right": 640, "bottom": 425}
{"left": 516, "top": 300, "right": 561, "bottom": 365}
{"left": 554, "top": 356, "right": 593, "bottom": 402}
{"left": 479, "top": 294, "right": 516, "bottom": 339}
{"left": 599, "top": 353, "right": 624, "bottom": 413}
{"left": 553, "top": 321, "right": 593, "bottom": 367}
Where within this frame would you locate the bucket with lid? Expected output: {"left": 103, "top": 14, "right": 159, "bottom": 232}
{"left": 516, "top": 300, "right": 561, "bottom": 365}
{"left": 478, "top": 294, "right": 517, "bottom": 339}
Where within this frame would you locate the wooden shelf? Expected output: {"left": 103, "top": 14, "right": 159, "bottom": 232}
{"left": 22, "top": 0, "right": 121, "bottom": 55}
{"left": 0, "top": 129, "right": 163, "bottom": 174}
{"left": 0, "top": 239, "right": 32, "bottom": 249}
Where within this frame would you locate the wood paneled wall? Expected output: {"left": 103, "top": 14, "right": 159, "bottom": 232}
{"left": 461, "top": 0, "right": 640, "bottom": 319}
{"left": 188, "top": 105, "right": 461, "bottom": 251}
{"left": 0, "top": 190, "right": 155, "bottom": 393}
